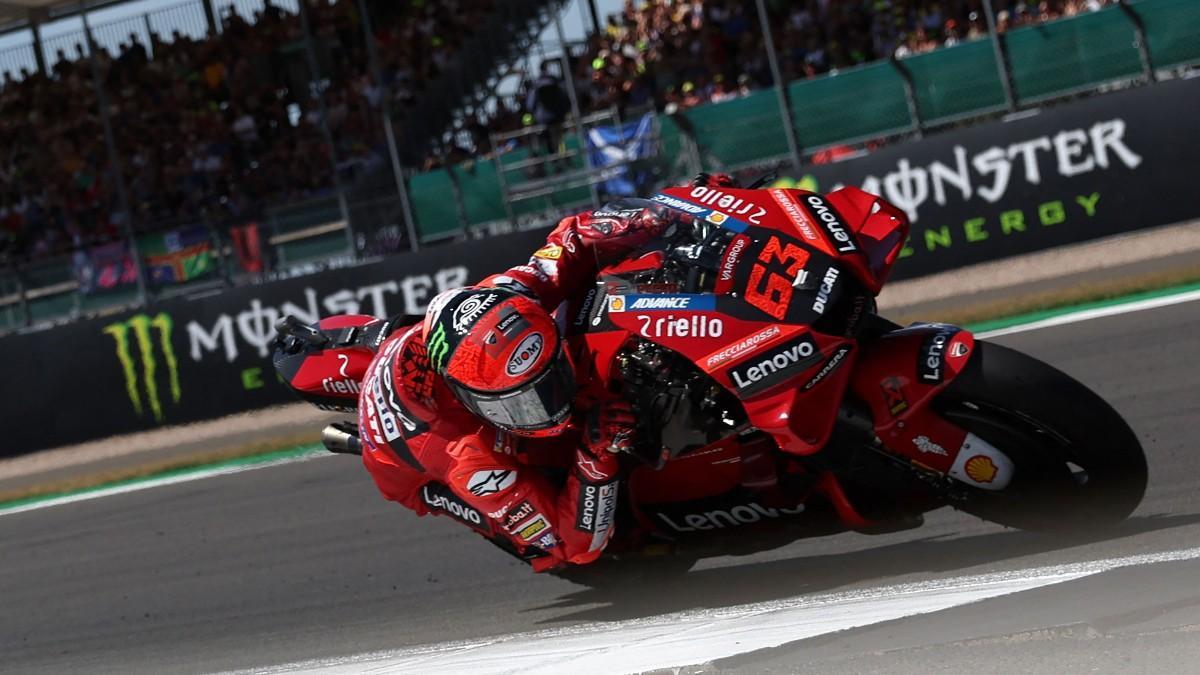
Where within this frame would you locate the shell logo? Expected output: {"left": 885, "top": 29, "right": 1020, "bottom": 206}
{"left": 964, "top": 455, "right": 999, "bottom": 484}
{"left": 706, "top": 211, "right": 728, "bottom": 225}
{"left": 607, "top": 296, "right": 625, "bottom": 313}
{"left": 534, "top": 244, "right": 562, "bottom": 260}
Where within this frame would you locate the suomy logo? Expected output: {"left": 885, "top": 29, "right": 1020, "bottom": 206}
{"left": 506, "top": 332, "right": 545, "bottom": 376}
{"left": 104, "top": 313, "right": 181, "bottom": 423}
{"left": 727, "top": 333, "right": 820, "bottom": 395}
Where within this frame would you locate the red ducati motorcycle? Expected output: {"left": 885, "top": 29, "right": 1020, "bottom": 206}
{"left": 285, "top": 185, "right": 1147, "bottom": 565}
{"left": 556, "top": 184, "right": 1145, "bottom": 551}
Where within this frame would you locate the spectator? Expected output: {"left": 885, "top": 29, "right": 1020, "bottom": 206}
{"left": 524, "top": 61, "right": 572, "bottom": 164}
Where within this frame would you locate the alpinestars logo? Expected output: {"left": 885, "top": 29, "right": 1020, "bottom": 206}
{"left": 105, "top": 313, "right": 181, "bottom": 423}
{"left": 728, "top": 333, "right": 821, "bottom": 396}
{"left": 467, "top": 469, "right": 517, "bottom": 496}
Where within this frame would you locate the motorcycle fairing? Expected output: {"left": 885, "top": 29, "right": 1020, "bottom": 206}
{"left": 581, "top": 186, "right": 910, "bottom": 458}
{"left": 654, "top": 185, "right": 909, "bottom": 294}
{"left": 849, "top": 323, "right": 1013, "bottom": 489}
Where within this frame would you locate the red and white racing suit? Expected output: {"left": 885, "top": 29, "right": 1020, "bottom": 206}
{"left": 357, "top": 208, "right": 665, "bottom": 571}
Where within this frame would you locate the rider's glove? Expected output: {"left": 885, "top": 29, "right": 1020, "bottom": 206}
{"left": 586, "top": 398, "right": 637, "bottom": 455}
{"left": 690, "top": 172, "right": 737, "bottom": 189}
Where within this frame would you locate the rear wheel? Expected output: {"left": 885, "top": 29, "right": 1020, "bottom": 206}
{"left": 937, "top": 341, "right": 1146, "bottom": 531}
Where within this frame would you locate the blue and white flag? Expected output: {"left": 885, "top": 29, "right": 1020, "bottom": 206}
{"left": 585, "top": 113, "right": 654, "bottom": 196}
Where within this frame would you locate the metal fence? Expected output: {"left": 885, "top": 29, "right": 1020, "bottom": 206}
{"left": 3, "top": 0, "right": 1199, "bottom": 332}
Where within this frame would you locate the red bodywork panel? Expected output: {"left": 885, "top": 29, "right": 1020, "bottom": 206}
{"left": 564, "top": 185, "right": 985, "bottom": 538}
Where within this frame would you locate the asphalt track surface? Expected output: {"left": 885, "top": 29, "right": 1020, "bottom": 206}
{"left": 4, "top": 298, "right": 1200, "bottom": 674}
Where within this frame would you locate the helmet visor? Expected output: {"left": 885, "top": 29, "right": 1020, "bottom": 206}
{"left": 450, "top": 349, "right": 576, "bottom": 431}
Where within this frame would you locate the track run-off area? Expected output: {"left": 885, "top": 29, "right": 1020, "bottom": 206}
{"left": 3, "top": 286, "right": 1200, "bottom": 674}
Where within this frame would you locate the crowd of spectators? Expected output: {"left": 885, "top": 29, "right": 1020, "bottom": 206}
{"left": 433, "top": 0, "right": 1116, "bottom": 165}
{"left": 568, "top": 0, "right": 1116, "bottom": 116}
{"left": 0, "top": 0, "right": 494, "bottom": 262}
{"left": 0, "top": 0, "right": 1122, "bottom": 263}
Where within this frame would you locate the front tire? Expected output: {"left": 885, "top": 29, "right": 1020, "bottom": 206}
{"left": 937, "top": 341, "right": 1146, "bottom": 531}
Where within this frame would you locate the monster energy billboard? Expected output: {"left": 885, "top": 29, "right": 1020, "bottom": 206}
{"left": 1, "top": 229, "right": 549, "bottom": 457}
{"left": 774, "top": 75, "right": 1200, "bottom": 279}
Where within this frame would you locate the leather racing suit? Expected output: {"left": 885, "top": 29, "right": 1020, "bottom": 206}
{"left": 357, "top": 207, "right": 667, "bottom": 571}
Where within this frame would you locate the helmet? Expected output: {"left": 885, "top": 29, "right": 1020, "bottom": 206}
{"left": 273, "top": 314, "right": 390, "bottom": 413}
{"left": 424, "top": 287, "right": 575, "bottom": 436}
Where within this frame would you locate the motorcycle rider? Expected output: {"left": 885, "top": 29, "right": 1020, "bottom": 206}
{"left": 276, "top": 174, "right": 736, "bottom": 572}
{"left": 326, "top": 179, "right": 739, "bottom": 573}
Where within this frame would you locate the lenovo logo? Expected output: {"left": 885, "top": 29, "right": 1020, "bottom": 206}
{"left": 727, "top": 333, "right": 821, "bottom": 395}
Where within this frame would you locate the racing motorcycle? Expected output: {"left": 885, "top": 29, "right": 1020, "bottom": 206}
{"left": 282, "top": 185, "right": 1147, "bottom": 564}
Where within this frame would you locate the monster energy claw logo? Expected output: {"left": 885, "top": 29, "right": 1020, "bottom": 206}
{"left": 104, "top": 313, "right": 181, "bottom": 423}
{"left": 428, "top": 322, "right": 450, "bottom": 373}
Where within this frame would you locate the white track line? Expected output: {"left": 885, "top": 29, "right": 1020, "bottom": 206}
{"left": 977, "top": 287, "right": 1200, "bottom": 338}
{"left": 0, "top": 450, "right": 329, "bottom": 517}
{"left": 238, "top": 546, "right": 1200, "bottom": 675}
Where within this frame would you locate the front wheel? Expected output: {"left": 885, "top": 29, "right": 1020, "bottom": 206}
{"left": 936, "top": 341, "right": 1146, "bottom": 531}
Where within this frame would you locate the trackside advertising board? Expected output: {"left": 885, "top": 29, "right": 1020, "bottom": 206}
{"left": 1, "top": 230, "right": 548, "bottom": 457}
{"left": 785, "top": 75, "right": 1200, "bottom": 279}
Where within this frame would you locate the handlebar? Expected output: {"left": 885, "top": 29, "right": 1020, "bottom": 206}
{"left": 274, "top": 315, "right": 330, "bottom": 348}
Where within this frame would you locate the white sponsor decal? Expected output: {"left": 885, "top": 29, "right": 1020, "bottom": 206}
{"left": 720, "top": 237, "right": 746, "bottom": 282}
{"left": 505, "top": 332, "right": 545, "bottom": 376}
{"left": 729, "top": 336, "right": 817, "bottom": 391}
{"left": 650, "top": 193, "right": 707, "bottom": 214}
{"left": 635, "top": 314, "right": 724, "bottom": 339}
{"left": 321, "top": 377, "right": 361, "bottom": 395}
{"left": 589, "top": 482, "right": 619, "bottom": 552}
{"left": 913, "top": 435, "right": 948, "bottom": 456}
{"left": 421, "top": 486, "right": 485, "bottom": 525}
{"left": 467, "top": 469, "right": 517, "bottom": 496}
{"left": 704, "top": 325, "right": 782, "bottom": 368}
{"left": 657, "top": 501, "right": 805, "bottom": 532}
{"left": 629, "top": 296, "right": 693, "bottom": 310}
{"left": 769, "top": 189, "right": 822, "bottom": 242}
{"left": 451, "top": 293, "right": 499, "bottom": 334}
{"left": 805, "top": 195, "right": 858, "bottom": 253}
{"left": 803, "top": 346, "right": 851, "bottom": 390}
{"left": 811, "top": 267, "right": 840, "bottom": 314}
{"left": 688, "top": 187, "right": 768, "bottom": 224}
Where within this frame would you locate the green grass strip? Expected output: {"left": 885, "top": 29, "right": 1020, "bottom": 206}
{"left": 965, "top": 279, "right": 1200, "bottom": 333}
{"left": 0, "top": 444, "right": 324, "bottom": 512}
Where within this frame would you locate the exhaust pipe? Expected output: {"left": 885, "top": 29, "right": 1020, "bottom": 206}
{"left": 321, "top": 422, "right": 362, "bottom": 455}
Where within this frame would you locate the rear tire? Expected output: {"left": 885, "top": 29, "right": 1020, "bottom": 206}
{"left": 937, "top": 341, "right": 1146, "bottom": 531}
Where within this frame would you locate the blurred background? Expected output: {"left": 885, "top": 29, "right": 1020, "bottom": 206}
{"left": 0, "top": 0, "right": 1197, "bottom": 450}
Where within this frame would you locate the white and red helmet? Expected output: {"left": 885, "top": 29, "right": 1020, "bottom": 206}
{"left": 424, "top": 287, "right": 574, "bottom": 436}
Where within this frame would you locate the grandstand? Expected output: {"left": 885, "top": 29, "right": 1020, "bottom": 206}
{"left": 0, "top": 0, "right": 1197, "bottom": 332}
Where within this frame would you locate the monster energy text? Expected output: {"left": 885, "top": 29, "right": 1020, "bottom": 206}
{"left": 104, "top": 313, "right": 181, "bottom": 423}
